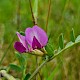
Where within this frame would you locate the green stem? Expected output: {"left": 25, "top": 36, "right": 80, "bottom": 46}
{"left": 50, "top": 41, "right": 80, "bottom": 61}
{"left": 22, "top": 68, "right": 26, "bottom": 80}
{"left": 28, "top": 41, "right": 80, "bottom": 80}
{"left": 33, "top": 0, "right": 38, "bottom": 25}
{"left": 29, "top": 0, "right": 36, "bottom": 25}
{"left": 46, "top": 0, "right": 51, "bottom": 33}
{"left": 28, "top": 58, "right": 49, "bottom": 80}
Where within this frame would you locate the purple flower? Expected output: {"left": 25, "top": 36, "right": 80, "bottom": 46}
{"left": 14, "top": 32, "right": 29, "bottom": 53}
{"left": 14, "top": 25, "right": 48, "bottom": 53}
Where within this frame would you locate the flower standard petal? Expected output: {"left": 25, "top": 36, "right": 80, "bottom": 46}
{"left": 33, "top": 25, "right": 48, "bottom": 47}
{"left": 25, "top": 27, "right": 35, "bottom": 47}
{"left": 14, "top": 42, "right": 26, "bottom": 53}
{"left": 25, "top": 26, "right": 48, "bottom": 48}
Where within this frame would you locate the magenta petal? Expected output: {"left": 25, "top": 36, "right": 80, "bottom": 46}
{"left": 33, "top": 25, "right": 48, "bottom": 46}
{"left": 14, "top": 42, "right": 26, "bottom": 53}
{"left": 32, "top": 36, "right": 42, "bottom": 49}
{"left": 25, "top": 27, "right": 34, "bottom": 47}
{"left": 16, "top": 32, "right": 28, "bottom": 50}
{"left": 25, "top": 25, "right": 48, "bottom": 47}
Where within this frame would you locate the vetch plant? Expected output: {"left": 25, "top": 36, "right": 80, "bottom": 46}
{"left": 14, "top": 25, "right": 48, "bottom": 56}
{"left": 0, "top": 0, "right": 80, "bottom": 80}
{"left": 1, "top": 26, "right": 80, "bottom": 80}
{"left": 0, "top": 26, "right": 80, "bottom": 80}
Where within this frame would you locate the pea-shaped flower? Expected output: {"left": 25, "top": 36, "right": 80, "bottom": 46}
{"left": 14, "top": 25, "right": 48, "bottom": 53}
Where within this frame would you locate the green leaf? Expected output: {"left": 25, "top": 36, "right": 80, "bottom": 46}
{"left": 47, "top": 64, "right": 60, "bottom": 80}
{"left": 15, "top": 52, "right": 27, "bottom": 67}
{"left": 24, "top": 73, "right": 31, "bottom": 80}
{"left": 45, "top": 43, "right": 54, "bottom": 57}
{"left": 59, "top": 33, "right": 64, "bottom": 49}
{"left": 75, "top": 35, "right": 80, "bottom": 43}
{"left": 19, "top": 55, "right": 27, "bottom": 69}
{"left": 70, "top": 28, "right": 75, "bottom": 42}
{"left": 65, "top": 41, "right": 74, "bottom": 48}
{"left": 9, "top": 64, "right": 22, "bottom": 72}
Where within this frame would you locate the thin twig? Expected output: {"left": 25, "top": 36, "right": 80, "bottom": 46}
{"left": 46, "top": 0, "right": 51, "bottom": 33}
{"left": 29, "top": 0, "right": 36, "bottom": 25}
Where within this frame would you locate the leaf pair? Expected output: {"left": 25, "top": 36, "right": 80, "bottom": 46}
{"left": 45, "top": 42, "right": 54, "bottom": 58}
{"left": 59, "top": 28, "right": 80, "bottom": 50}
{"left": 59, "top": 28, "right": 75, "bottom": 50}
{"left": 9, "top": 52, "right": 30, "bottom": 80}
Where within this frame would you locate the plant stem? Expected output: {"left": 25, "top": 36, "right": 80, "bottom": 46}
{"left": 46, "top": 0, "right": 51, "bottom": 33}
{"left": 28, "top": 41, "right": 80, "bottom": 80}
{"left": 29, "top": 0, "right": 36, "bottom": 25}
{"left": 50, "top": 41, "right": 80, "bottom": 61}
{"left": 28, "top": 58, "right": 49, "bottom": 80}
{"left": 33, "top": 0, "right": 38, "bottom": 25}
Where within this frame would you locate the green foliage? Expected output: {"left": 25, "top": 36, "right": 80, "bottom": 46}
{"left": 8, "top": 52, "right": 27, "bottom": 73}
{"left": 45, "top": 42, "right": 54, "bottom": 57}
{"left": 65, "top": 41, "right": 74, "bottom": 48}
{"left": 15, "top": 52, "right": 27, "bottom": 69}
{"left": 47, "top": 64, "right": 60, "bottom": 80}
{"left": 0, "top": 0, "right": 80, "bottom": 80}
{"left": 59, "top": 33, "right": 64, "bottom": 49}
{"left": 9, "top": 64, "right": 22, "bottom": 72}
{"left": 75, "top": 35, "right": 80, "bottom": 43}
{"left": 70, "top": 28, "right": 75, "bottom": 42}
{"left": 33, "top": 0, "right": 38, "bottom": 19}
{"left": 24, "top": 73, "right": 31, "bottom": 80}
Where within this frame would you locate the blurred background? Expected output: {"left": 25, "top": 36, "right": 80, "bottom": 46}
{"left": 0, "top": 0, "right": 80, "bottom": 80}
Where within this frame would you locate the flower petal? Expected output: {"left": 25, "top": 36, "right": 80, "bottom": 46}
{"left": 33, "top": 25, "right": 48, "bottom": 47}
{"left": 25, "top": 27, "right": 35, "bottom": 47}
{"left": 25, "top": 25, "right": 48, "bottom": 47}
{"left": 32, "top": 36, "right": 42, "bottom": 49}
{"left": 14, "top": 42, "right": 26, "bottom": 53}
{"left": 16, "top": 32, "right": 28, "bottom": 50}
